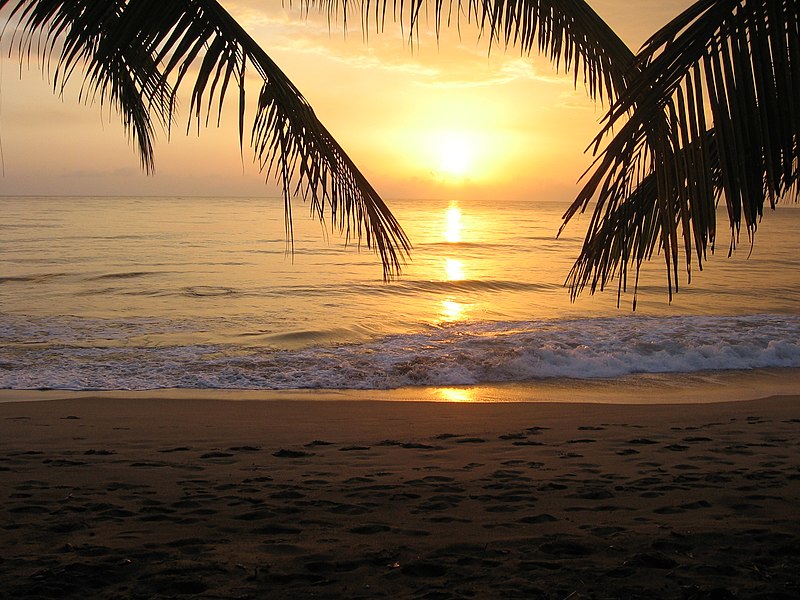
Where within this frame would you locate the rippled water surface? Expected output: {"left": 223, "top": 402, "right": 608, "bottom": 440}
{"left": 2, "top": 196, "right": 799, "bottom": 391}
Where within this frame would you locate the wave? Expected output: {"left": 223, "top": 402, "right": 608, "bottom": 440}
{"left": 416, "top": 241, "right": 519, "bottom": 251}
{"left": 388, "top": 279, "right": 554, "bottom": 295}
{"left": 88, "top": 271, "right": 162, "bottom": 281}
{"left": 2, "top": 314, "right": 799, "bottom": 391}
{"left": 0, "top": 273, "right": 68, "bottom": 284}
{"left": 258, "top": 280, "right": 553, "bottom": 298}
{"left": 182, "top": 286, "right": 240, "bottom": 297}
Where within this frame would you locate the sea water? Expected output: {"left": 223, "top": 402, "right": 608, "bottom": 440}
{"left": 1, "top": 195, "right": 799, "bottom": 394}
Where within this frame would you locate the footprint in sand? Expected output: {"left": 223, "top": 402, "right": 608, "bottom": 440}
{"left": 519, "top": 513, "right": 558, "bottom": 524}
{"left": 343, "top": 476, "right": 374, "bottom": 484}
{"left": 199, "top": 451, "right": 234, "bottom": 459}
{"left": 654, "top": 499, "right": 711, "bottom": 514}
{"left": 272, "top": 449, "right": 314, "bottom": 458}
{"left": 539, "top": 539, "right": 595, "bottom": 557}
{"left": 616, "top": 448, "right": 639, "bottom": 456}
{"left": 499, "top": 432, "right": 527, "bottom": 440}
{"left": 526, "top": 426, "right": 550, "bottom": 433}
{"left": 663, "top": 444, "right": 690, "bottom": 452}
{"left": 347, "top": 523, "right": 391, "bottom": 535}
{"left": 42, "top": 458, "right": 88, "bottom": 467}
{"left": 400, "top": 442, "right": 439, "bottom": 449}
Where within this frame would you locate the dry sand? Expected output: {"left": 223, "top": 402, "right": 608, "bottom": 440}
{"left": 1, "top": 394, "right": 799, "bottom": 599}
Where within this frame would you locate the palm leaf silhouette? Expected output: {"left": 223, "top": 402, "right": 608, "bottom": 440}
{"left": 563, "top": 0, "right": 800, "bottom": 304}
{"left": 0, "top": 0, "right": 410, "bottom": 279}
{"left": 338, "top": 0, "right": 797, "bottom": 303}
{"left": 324, "top": 0, "right": 677, "bottom": 305}
{"left": 5, "top": 1, "right": 796, "bottom": 299}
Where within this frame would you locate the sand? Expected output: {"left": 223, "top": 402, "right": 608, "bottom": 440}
{"left": 1, "top": 393, "right": 799, "bottom": 599}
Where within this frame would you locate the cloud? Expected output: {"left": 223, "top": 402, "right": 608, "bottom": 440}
{"left": 272, "top": 34, "right": 441, "bottom": 78}
{"left": 556, "top": 89, "right": 601, "bottom": 111}
{"left": 416, "top": 56, "right": 572, "bottom": 90}
{"left": 265, "top": 22, "right": 572, "bottom": 91}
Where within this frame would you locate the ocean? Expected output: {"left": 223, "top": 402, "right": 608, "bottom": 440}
{"left": 2, "top": 195, "right": 799, "bottom": 398}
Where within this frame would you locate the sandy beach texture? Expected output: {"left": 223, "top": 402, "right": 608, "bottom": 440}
{"left": 1, "top": 394, "right": 799, "bottom": 599}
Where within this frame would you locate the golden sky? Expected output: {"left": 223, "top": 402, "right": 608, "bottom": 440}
{"left": 0, "top": 1, "right": 694, "bottom": 200}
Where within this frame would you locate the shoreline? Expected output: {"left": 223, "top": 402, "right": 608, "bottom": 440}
{"left": 3, "top": 365, "right": 800, "bottom": 406}
{"left": 2, "top": 394, "right": 799, "bottom": 598}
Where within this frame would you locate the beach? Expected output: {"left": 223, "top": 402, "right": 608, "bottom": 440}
{"left": 2, "top": 392, "right": 799, "bottom": 599}
{"left": 3, "top": 196, "right": 800, "bottom": 598}
{"left": 3, "top": 0, "right": 800, "bottom": 595}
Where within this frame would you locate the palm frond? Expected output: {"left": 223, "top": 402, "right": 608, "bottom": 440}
{"left": 563, "top": 0, "right": 800, "bottom": 302}
{"left": 566, "top": 128, "right": 724, "bottom": 308}
{"left": 0, "top": 0, "right": 410, "bottom": 278}
{"left": 2, "top": 0, "right": 172, "bottom": 172}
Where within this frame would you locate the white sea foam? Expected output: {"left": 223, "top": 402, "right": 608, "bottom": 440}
{"left": 3, "top": 197, "right": 800, "bottom": 392}
{"left": 2, "top": 314, "right": 799, "bottom": 390}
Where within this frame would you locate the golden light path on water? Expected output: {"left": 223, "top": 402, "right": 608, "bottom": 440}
{"left": 3, "top": 196, "right": 800, "bottom": 394}
{"left": 435, "top": 387, "right": 476, "bottom": 402}
{"left": 444, "top": 202, "right": 463, "bottom": 243}
{"left": 440, "top": 202, "right": 468, "bottom": 323}
{"left": 444, "top": 259, "right": 465, "bottom": 282}
{"left": 440, "top": 299, "right": 465, "bottom": 322}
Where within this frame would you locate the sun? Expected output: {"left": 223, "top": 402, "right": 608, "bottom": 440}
{"left": 437, "top": 132, "right": 474, "bottom": 178}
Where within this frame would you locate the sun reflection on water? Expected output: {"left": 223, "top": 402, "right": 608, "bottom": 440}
{"left": 440, "top": 298, "right": 466, "bottom": 322}
{"left": 436, "top": 387, "right": 475, "bottom": 402}
{"left": 444, "top": 202, "right": 462, "bottom": 243}
{"left": 444, "top": 258, "right": 465, "bottom": 281}
{"left": 438, "top": 203, "right": 470, "bottom": 323}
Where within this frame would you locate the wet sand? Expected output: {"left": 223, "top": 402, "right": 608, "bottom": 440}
{"left": 1, "top": 394, "right": 799, "bottom": 599}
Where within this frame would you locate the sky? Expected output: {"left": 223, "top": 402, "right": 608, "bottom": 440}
{"left": 0, "top": 0, "right": 695, "bottom": 201}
